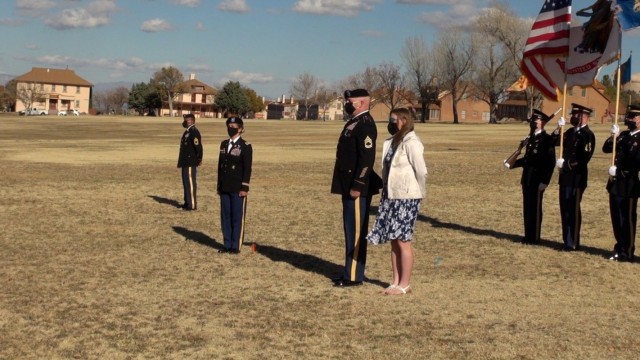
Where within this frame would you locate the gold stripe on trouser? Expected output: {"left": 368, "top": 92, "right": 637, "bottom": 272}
{"left": 350, "top": 199, "right": 361, "bottom": 281}
{"left": 573, "top": 189, "right": 582, "bottom": 247}
{"left": 627, "top": 198, "right": 635, "bottom": 256}
{"left": 535, "top": 188, "right": 543, "bottom": 242}
{"left": 238, "top": 196, "right": 247, "bottom": 251}
{"left": 188, "top": 167, "right": 195, "bottom": 209}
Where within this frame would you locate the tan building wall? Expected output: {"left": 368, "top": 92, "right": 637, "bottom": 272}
{"left": 14, "top": 67, "right": 92, "bottom": 114}
{"left": 541, "top": 85, "right": 611, "bottom": 123}
{"left": 438, "top": 93, "right": 490, "bottom": 123}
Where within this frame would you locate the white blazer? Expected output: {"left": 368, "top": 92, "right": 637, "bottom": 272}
{"left": 381, "top": 131, "right": 427, "bottom": 199}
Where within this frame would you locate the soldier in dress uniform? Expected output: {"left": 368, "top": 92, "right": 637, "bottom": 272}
{"left": 551, "top": 103, "right": 596, "bottom": 251}
{"left": 217, "top": 117, "right": 253, "bottom": 254}
{"left": 177, "top": 113, "right": 203, "bottom": 211}
{"left": 506, "top": 109, "right": 556, "bottom": 244}
{"left": 331, "top": 88, "right": 380, "bottom": 287}
{"left": 602, "top": 104, "right": 640, "bottom": 262}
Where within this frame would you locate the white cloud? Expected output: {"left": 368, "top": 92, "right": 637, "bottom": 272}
{"left": 293, "top": 0, "right": 382, "bottom": 17}
{"left": 0, "top": 18, "right": 25, "bottom": 26}
{"left": 222, "top": 70, "right": 273, "bottom": 84}
{"left": 418, "top": 3, "right": 479, "bottom": 29}
{"left": 397, "top": 0, "right": 473, "bottom": 4}
{"left": 140, "top": 18, "right": 173, "bottom": 32}
{"left": 16, "top": 0, "right": 57, "bottom": 11}
{"left": 218, "top": 0, "right": 250, "bottom": 13}
{"left": 171, "top": 0, "right": 201, "bottom": 7}
{"left": 43, "top": 0, "right": 118, "bottom": 30}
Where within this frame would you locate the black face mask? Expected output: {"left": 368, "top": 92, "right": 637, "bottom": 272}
{"left": 570, "top": 114, "right": 580, "bottom": 126}
{"left": 227, "top": 127, "right": 240, "bottom": 138}
{"left": 387, "top": 122, "right": 399, "bottom": 135}
{"left": 529, "top": 121, "right": 537, "bottom": 130}
{"left": 345, "top": 102, "right": 356, "bottom": 115}
{"left": 182, "top": 121, "right": 188, "bottom": 128}
{"left": 625, "top": 118, "right": 637, "bottom": 130}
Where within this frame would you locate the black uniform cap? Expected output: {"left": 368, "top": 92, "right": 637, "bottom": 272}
{"left": 627, "top": 104, "right": 640, "bottom": 117}
{"left": 530, "top": 109, "right": 551, "bottom": 122}
{"left": 226, "top": 116, "right": 244, "bottom": 127}
{"left": 344, "top": 88, "right": 369, "bottom": 99}
{"left": 570, "top": 103, "right": 593, "bottom": 115}
{"left": 183, "top": 113, "right": 195, "bottom": 121}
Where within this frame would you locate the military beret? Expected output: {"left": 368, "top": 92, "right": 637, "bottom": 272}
{"left": 530, "top": 109, "right": 551, "bottom": 122}
{"left": 627, "top": 104, "right": 640, "bottom": 116}
{"left": 344, "top": 88, "right": 369, "bottom": 99}
{"left": 226, "top": 116, "right": 244, "bottom": 126}
{"left": 570, "top": 103, "right": 592, "bottom": 115}
{"left": 183, "top": 113, "right": 195, "bottom": 120}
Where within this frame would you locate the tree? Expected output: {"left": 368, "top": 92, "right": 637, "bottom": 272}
{"left": 339, "top": 66, "right": 383, "bottom": 108}
{"left": 151, "top": 66, "right": 186, "bottom": 116}
{"left": 16, "top": 82, "right": 46, "bottom": 115}
{"left": 434, "top": 26, "right": 476, "bottom": 124}
{"left": 129, "top": 82, "right": 151, "bottom": 115}
{"left": 290, "top": 72, "right": 319, "bottom": 120}
{"left": 1, "top": 79, "right": 17, "bottom": 112}
{"left": 108, "top": 86, "right": 130, "bottom": 115}
{"left": 215, "top": 81, "right": 250, "bottom": 116}
{"left": 313, "top": 86, "right": 336, "bottom": 121}
{"left": 243, "top": 87, "right": 265, "bottom": 118}
{"left": 376, "top": 61, "right": 407, "bottom": 112}
{"left": 402, "top": 36, "right": 438, "bottom": 123}
{"left": 471, "top": 4, "right": 527, "bottom": 123}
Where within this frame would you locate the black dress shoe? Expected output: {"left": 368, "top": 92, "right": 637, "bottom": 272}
{"left": 218, "top": 248, "right": 230, "bottom": 253}
{"left": 558, "top": 246, "right": 574, "bottom": 252}
{"left": 229, "top": 249, "right": 240, "bottom": 254}
{"left": 334, "top": 279, "right": 363, "bottom": 287}
{"left": 332, "top": 276, "right": 345, "bottom": 283}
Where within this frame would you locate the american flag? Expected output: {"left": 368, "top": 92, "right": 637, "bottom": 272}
{"left": 521, "top": 0, "right": 572, "bottom": 100}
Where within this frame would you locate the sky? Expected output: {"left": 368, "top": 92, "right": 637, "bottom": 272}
{"left": 1, "top": 0, "right": 639, "bottom": 99}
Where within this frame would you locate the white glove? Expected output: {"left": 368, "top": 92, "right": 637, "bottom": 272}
{"left": 556, "top": 158, "right": 565, "bottom": 169}
{"left": 503, "top": 160, "right": 510, "bottom": 169}
{"left": 538, "top": 183, "right": 548, "bottom": 191}
{"left": 609, "top": 165, "right": 617, "bottom": 177}
{"left": 557, "top": 117, "right": 566, "bottom": 127}
{"left": 611, "top": 124, "right": 620, "bottom": 136}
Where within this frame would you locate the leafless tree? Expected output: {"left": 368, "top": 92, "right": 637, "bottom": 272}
{"left": 16, "top": 82, "right": 46, "bottom": 115}
{"left": 337, "top": 66, "right": 383, "bottom": 108}
{"left": 376, "top": 62, "right": 407, "bottom": 112}
{"left": 471, "top": 3, "right": 527, "bottom": 123}
{"left": 290, "top": 72, "right": 319, "bottom": 120}
{"left": 402, "top": 36, "right": 439, "bottom": 122}
{"left": 434, "top": 26, "right": 476, "bottom": 124}
{"left": 313, "top": 86, "right": 337, "bottom": 121}
{"left": 108, "top": 86, "right": 130, "bottom": 115}
{"left": 152, "top": 66, "right": 186, "bottom": 116}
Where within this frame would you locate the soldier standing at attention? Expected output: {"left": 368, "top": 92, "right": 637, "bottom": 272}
{"left": 603, "top": 104, "right": 640, "bottom": 262}
{"left": 552, "top": 103, "right": 596, "bottom": 251}
{"left": 506, "top": 109, "right": 556, "bottom": 245}
{"left": 177, "top": 113, "right": 203, "bottom": 211}
{"left": 217, "top": 117, "right": 252, "bottom": 254}
{"left": 331, "top": 89, "right": 379, "bottom": 287}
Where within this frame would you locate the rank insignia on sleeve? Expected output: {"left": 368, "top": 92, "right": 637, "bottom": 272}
{"left": 194, "top": 138, "right": 199, "bottom": 145}
{"left": 364, "top": 136, "right": 373, "bottom": 149}
{"left": 585, "top": 143, "right": 592, "bottom": 152}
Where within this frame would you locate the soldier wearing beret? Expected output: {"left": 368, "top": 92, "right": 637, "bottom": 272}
{"left": 331, "top": 88, "right": 381, "bottom": 287}
{"left": 177, "top": 113, "right": 203, "bottom": 211}
{"left": 217, "top": 117, "right": 253, "bottom": 254}
{"left": 506, "top": 109, "right": 556, "bottom": 244}
{"left": 603, "top": 104, "right": 640, "bottom": 262}
{"left": 552, "top": 103, "right": 596, "bottom": 251}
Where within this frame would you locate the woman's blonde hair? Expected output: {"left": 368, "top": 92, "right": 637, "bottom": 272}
{"left": 390, "top": 107, "right": 415, "bottom": 149}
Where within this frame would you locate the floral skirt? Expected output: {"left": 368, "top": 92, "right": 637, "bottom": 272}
{"left": 366, "top": 198, "right": 421, "bottom": 245}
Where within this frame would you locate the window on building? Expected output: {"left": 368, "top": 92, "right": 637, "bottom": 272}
{"left": 482, "top": 112, "right": 490, "bottom": 122}
{"left": 52, "top": 84, "right": 56, "bottom": 91}
{"left": 39, "top": 83, "right": 44, "bottom": 90}
{"left": 473, "top": 111, "right": 478, "bottom": 117}
{"left": 191, "top": 94, "right": 196, "bottom": 103}
{"left": 201, "top": 95, "right": 206, "bottom": 104}
{"left": 461, "top": 110, "right": 466, "bottom": 120}
{"left": 429, "top": 109, "right": 440, "bottom": 120}
{"left": 76, "top": 86, "right": 80, "bottom": 94}
{"left": 63, "top": 85, "right": 67, "bottom": 93}
{"left": 75, "top": 100, "right": 80, "bottom": 108}
{"left": 582, "top": 88, "right": 586, "bottom": 97}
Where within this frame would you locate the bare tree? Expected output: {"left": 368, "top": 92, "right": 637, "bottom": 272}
{"left": 107, "top": 86, "right": 130, "bottom": 115}
{"left": 376, "top": 62, "right": 407, "bottom": 112}
{"left": 152, "top": 66, "right": 186, "bottom": 117}
{"left": 16, "top": 82, "right": 46, "bottom": 115}
{"left": 338, "top": 66, "right": 383, "bottom": 108}
{"left": 402, "top": 36, "right": 438, "bottom": 122}
{"left": 471, "top": 4, "right": 528, "bottom": 123}
{"left": 290, "top": 72, "right": 319, "bottom": 120}
{"left": 434, "top": 26, "right": 476, "bottom": 124}
{"left": 313, "top": 86, "right": 337, "bottom": 121}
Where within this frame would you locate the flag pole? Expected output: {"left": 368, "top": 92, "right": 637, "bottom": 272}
{"left": 611, "top": 39, "right": 625, "bottom": 166}
{"left": 559, "top": 81, "right": 568, "bottom": 157}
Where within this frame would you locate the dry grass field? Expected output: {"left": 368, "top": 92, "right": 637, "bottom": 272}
{"left": 2, "top": 114, "right": 640, "bottom": 359}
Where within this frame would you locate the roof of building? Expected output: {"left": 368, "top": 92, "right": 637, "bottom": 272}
{"left": 15, "top": 67, "right": 93, "bottom": 87}
{"left": 183, "top": 78, "right": 217, "bottom": 95}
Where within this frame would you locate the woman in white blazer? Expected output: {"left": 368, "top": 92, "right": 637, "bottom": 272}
{"left": 367, "top": 108, "right": 427, "bottom": 295}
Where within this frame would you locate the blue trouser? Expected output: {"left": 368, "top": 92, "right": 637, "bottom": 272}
{"left": 220, "top": 192, "right": 247, "bottom": 251}
{"left": 181, "top": 166, "right": 197, "bottom": 210}
{"left": 523, "top": 185, "right": 545, "bottom": 243}
{"left": 559, "top": 185, "right": 583, "bottom": 249}
{"left": 341, "top": 195, "right": 372, "bottom": 282}
{"left": 609, "top": 194, "right": 638, "bottom": 259}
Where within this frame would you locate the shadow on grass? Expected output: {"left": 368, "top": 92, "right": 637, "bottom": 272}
{"left": 148, "top": 195, "right": 181, "bottom": 208}
{"left": 172, "top": 226, "right": 224, "bottom": 251}
{"left": 416, "top": 213, "right": 612, "bottom": 259}
{"left": 256, "top": 244, "right": 388, "bottom": 288}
